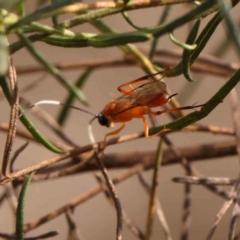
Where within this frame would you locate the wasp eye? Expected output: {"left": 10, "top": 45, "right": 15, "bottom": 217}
{"left": 98, "top": 113, "right": 109, "bottom": 127}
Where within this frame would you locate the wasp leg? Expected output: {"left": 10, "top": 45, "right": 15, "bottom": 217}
{"left": 148, "top": 102, "right": 208, "bottom": 116}
{"left": 144, "top": 103, "right": 209, "bottom": 138}
{"left": 142, "top": 117, "right": 170, "bottom": 138}
{"left": 118, "top": 84, "right": 135, "bottom": 95}
{"left": 102, "top": 123, "right": 126, "bottom": 149}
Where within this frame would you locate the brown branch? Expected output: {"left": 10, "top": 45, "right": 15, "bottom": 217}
{"left": 138, "top": 173, "right": 172, "bottom": 240}
{"left": 162, "top": 135, "right": 192, "bottom": 240}
{"left": 37, "top": 0, "right": 199, "bottom": 18}
{"left": 95, "top": 174, "right": 145, "bottom": 240}
{"left": 65, "top": 208, "right": 82, "bottom": 240}
{"left": 19, "top": 97, "right": 79, "bottom": 147}
{"left": 229, "top": 198, "right": 240, "bottom": 240}
{"left": 154, "top": 49, "right": 239, "bottom": 77}
{"left": 229, "top": 89, "right": 240, "bottom": 164}
{"left": 2, "top": 58, "right": 19, "bottom": 176}
{"left": 9, "top": 142, "right": 29, "bottom": 174}
{"left": 0, "top": 122, "right": 72, "bottom": 150}
{"left": 93, "top": 151, "right": 123, "bottom": 240}
{"left": 15, "top": 50, "right": 239, "bottom": 78}
{"left": 206, "top": 178, "right": 240, "bottom": 240}
{"left": 0, "top": 231, "right": 59, "bottom": 239}
{"left": 228, "top": 88, "right": 240, "bottom": 239}
{"left": 23, "top": 164, "right": 144, "bottom": 233}
{"left": 6, "top": 139, "right": 238, "bottom": 185}
{"left": 173, "top": 176, "right": 236, "bottom": 185}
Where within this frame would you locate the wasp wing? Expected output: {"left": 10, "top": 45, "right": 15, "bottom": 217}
{"left": 112, "top": 81, "right": 167, "bottom": 116}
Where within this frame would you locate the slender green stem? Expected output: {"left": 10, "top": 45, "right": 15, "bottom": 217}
{"left": 58, "top": 68, "right": 95, "bottom": 126}
{"left": 16, "top": 172, "right": 34, "bottom": 240}
{"left": 149, "top": 68, "right": 240, "bottom": 135}
{"left": 0, "top": 76, "right": 64, "bottom": 153}
{"left": 17, "top": 29, "right": 88, "bottom": 106}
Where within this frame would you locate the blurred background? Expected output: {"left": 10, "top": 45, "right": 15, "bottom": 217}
{"left": 1, "top": 1, "right": 240, "bottom": 239}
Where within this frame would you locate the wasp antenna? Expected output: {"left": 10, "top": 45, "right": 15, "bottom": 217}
{"left": 88, "top": 117, "right": 97, "bottom": 144}
{"left": 19, "top": 99, "right": 97, "bottom": 118}
{"left": 168, "top": 93, "right": 178, "bottom": 100}
{"left": 29, "top": 100, "right": 61, "bottom": 108}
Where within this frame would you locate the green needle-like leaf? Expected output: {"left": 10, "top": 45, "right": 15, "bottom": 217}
{"left": 149, "top": 68, "right": 240, "bottom": 135}
{"left": 0, "top": 76, "right": 64, "bottom": 153}
{"left": 16, "top": 172, "right": 34, "bottom": 240}
{"left": 152, "top": 0, "right": 218, "bottom": 38}
{"left": 182, "top": 18, "right": 201, "bottom": 82}
{"left": 167, "top": 12, "right": 222, "bottom": 77}
{"left": 58, "top": 67, "right": 94, "bottom": 126}
{"left": 17, "top": 29, "right": 88, "bottom": 106}
{"left": 0, "top": 31, "right": 9, "bottom": 75}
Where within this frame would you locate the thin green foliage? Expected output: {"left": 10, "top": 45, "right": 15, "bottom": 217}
{"left": 145, "top": 139, "right": 163, "bottom": 240}
{"left": 182, "top": 18, "right": 201, "bottom": 82}
{"left": 0, "top": 32, "right": 8, "bottom": 75}
{"left": 58, "top": 68, "right": 95, "bottom": 126}
{"left": 17, "top": 29, "right": 88, "bottom": 106}
{"left": 0, "top": 76, "right": 64, "bottom": 153}
{"left": 167, "top": 12, "right": 222, "bottom": 77}
{"left": 149, "top": 67, "right": 240, "bottom": 135}
{"left": 217, "top": 0, "right": 240, "bottom": 55}
{"left": 2, "top": 0, "right": 239, "bottom": 153}
{"left": 16, "top": 172, "right": 34, "bottom": 240}
{"left": 149, "top": 5, "right": 172, "bottom": 60}
{"left": 0, "top": 3, "right": 240, "bottom": 239}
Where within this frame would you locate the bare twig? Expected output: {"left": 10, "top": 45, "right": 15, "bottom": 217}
{"left": 4, "top": 183, "right": 18, "bottom": 214}
{"left": 0, "top": 73, "right": 46, "bottom": 100}
{"left": 229, "top": 198, "right": 240, "bottom": 240}
{"left": 228, "top": 88, "right": 240, "bottom": 239}
{"left": 27, "top": 0, "right": 198, "bottom": 17}
{"left": 206, "top": 178, "right": 240, "bottom": 240}
{"left": 9, "top": 142, "right": 29, "bottom": 174}
{"left": 23, "top": 164, "right": 144, "bottom": 233}
{"left": 93, "top": 151, "right": 122, "bottom": 240}
{"left": 0, "top": 122, "right": 72, "bottom": 150}
{"left": 2, "top": 57, "right": 19, "bottom": 176}
{"left": 138, "top": 173, "right": 172, "bottom": 240}
{"left": 0, "top": 231, "right": 59, "bottom": 239}
{"left": 173, "top": 176, "right": 236, "bottom": 186}
{"left": 0, "top": 138, "right": 238, "bottom": 185}
{"left": 20, "top": 97, "right": 79, "bottom": 147}
{"left": 65, "top": 208, "right": 82, "bottom": 240}
{"left": 161, "top": 135, "right": 192, "bottom": 240}
{"left": 229, "top": 89, "right": 240, "bottom": 164}
{"left": 95, "top": 174, "right": 145, "bottom": 240}
{"left": 15, "top": 50, "right": 239, "bottom": 78}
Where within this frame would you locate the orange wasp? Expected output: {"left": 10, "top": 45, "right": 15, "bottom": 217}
{"left": 31, "top": 72, "right": 206, "bottom": 146}
{"left": 89, "top": 71, "right": 207, "bottom": 145}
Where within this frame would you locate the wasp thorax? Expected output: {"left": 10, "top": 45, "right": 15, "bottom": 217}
{"left": 97, "top": 113, "right": 110, "bottom": 127}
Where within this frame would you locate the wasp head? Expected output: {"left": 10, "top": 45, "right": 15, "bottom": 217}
{"left": 97, "top": 113, "right": 110, "bottom": 127}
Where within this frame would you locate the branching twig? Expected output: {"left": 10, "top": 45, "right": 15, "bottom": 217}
{"left": 65, "top": 208, "right": 82, "bottom": 240}
{"left": 93, "top": 151, "right": 122, "bottom": 240}
{"left": 206, "top": 178, "right": 240, "bottom": 240}
{"left": 138, "top": 173, "right": 172, "bottom": 240}
{"left": 95, "top": 174, "right": 145, "bottom": 240}
{"left": 0, "top": 138, "right": 238, "bottom": 185}
{"left": 23, "top": 164, "right": 144, "bottom": 233}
